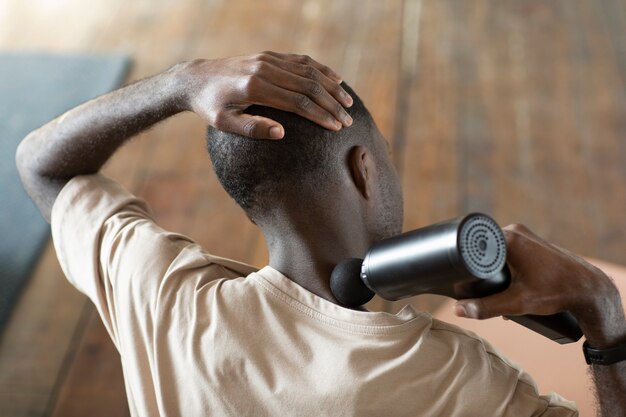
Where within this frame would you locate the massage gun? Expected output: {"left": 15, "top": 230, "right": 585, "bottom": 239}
{"left": 330, "top": 213, "right": 583, "bottom": 344}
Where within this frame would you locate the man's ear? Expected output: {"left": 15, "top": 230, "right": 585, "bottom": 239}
{"left": 348, "top": 145, "right": 373, "bottom": 199}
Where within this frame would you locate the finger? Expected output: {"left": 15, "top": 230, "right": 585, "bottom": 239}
{"left": 502, "top": 224, "right": 553, "bottom": 268}
{"left": 248, "top": 79, "right": 343, "bottom": 131}
{"left": 263, "top": 51, "right": 344, "bottom": 84}
{"left": 267, "top": 67, "right": 353, "bottom": 127}
{"left": 454, "top": 288, "right": 525, "bottom": 320}
{"left": 259, "top": 54, "right": 353, "bottom": 108}
{"left": 504, "top": 224, "right": 588, "bottom": 267}
{"left": 215, "top": 111, "right": 285, "bottom": 140}
{"left": 503, "top": 223, "right": 556, "bottom": 249}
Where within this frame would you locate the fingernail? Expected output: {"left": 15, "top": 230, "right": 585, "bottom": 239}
{"left": 344, "top": 114, "right": 353, "bottom": 126}
{"left": 465, "top": 303, "right": 479, "bottom": 319}
{"left": 454, "top": 304, "right": 468, "bottom": 318}
{"left": 343, "top": 92, "right": 353, "bottom": 107}
{"left": 269, "top": 126, "right": 283, "bottom": 139}
{"left": 455, "top": 303, "right": 479, "bottom": 318}
{"left": 334, "top": 120, "right": 342, "bottom": 130}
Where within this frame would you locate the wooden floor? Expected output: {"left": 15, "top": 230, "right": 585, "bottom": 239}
{"left": 1, "top": 0, "right": 625, "bottom": 415}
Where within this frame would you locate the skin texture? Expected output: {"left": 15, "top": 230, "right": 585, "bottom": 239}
{"left": 15, "top": 51, "right": 625, "bottom": 416}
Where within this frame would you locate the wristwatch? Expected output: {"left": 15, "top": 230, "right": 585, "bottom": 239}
{"left": 583, "top": 340, "right": 626, "bottom": 365}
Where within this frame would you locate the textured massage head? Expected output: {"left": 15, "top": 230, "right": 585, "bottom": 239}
{"left": 330, "top": 258, "right": 373, "bottom": 307}
{"left": 457, "top": 214, "right": 507, "bottom": 279}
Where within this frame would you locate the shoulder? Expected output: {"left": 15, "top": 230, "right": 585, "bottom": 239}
{"left": 429, "top": 317, "right": 530, "bottom": 379}
{"left": 428, "top": 317, "right": 577, "bottom": 415}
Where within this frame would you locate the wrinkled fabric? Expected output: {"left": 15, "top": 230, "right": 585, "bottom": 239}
{"left": 51, "top": 175, "right": 578, "bottom": 417}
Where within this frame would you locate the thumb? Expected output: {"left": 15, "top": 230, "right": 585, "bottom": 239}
{"left": 454, "top": 288, "right": 523, "bottom": 320}
{"left": 217, "top": 112, "right": 285, "bottom": 140}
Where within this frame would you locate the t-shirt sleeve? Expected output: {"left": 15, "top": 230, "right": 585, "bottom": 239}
{"left": 429, "top": 319, "right": 579, "bottom": 416}
{"left": 507, "top": 377, "right": 579, "bottom": 416}
{"left": 50, "top": 174, "right": 256, "bottom": 349}
{"left": 482, "top": 339, "right": 579, "bottom": 416}
{"left": 504, "top": 372, "right": 579, "bottom": 416}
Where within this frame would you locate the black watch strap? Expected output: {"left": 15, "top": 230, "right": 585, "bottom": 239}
{"left": 583, "top": 340, "right": 626, "bottom": 365}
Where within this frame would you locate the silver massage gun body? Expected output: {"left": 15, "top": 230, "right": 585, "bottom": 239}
{"left": 331, "top": 213, "right": 583, "bottom": 344}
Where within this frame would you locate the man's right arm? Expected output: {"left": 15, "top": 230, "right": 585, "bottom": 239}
{"left": 454, "top": 224, "right": 626, "bottom": 417}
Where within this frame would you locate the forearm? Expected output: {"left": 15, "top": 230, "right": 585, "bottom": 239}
{"left": 16, "top": 63, "right": 189, "bottom": 221}
{"left": 591, "top": 362, "right": 626, "bottom": 416}
{"left": 575, "top": 281, "right": 626, "bottom": 417}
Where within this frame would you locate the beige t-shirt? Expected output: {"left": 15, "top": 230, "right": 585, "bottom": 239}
{"left": 51, "top": 175, "right": 578, "bottom": 417}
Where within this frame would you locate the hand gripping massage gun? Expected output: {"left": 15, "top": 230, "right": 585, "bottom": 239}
{"left": 330, "top": 213, "right": 583, "bottom": 344}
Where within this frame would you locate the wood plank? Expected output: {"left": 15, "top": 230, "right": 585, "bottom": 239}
{"left": 50, "top": 308, "right": 130, "bottom": 417}
{"left": 579, "top": 0, "right": 626, "bottom": 263}
{"left": 0, "top": 244, "right": 89, "bottom": 417}
{"left": 400, "top": 0, "right": 461, "bottom": 231}
{"left": 393, "top": 0, "right": 462, "bottom": 313}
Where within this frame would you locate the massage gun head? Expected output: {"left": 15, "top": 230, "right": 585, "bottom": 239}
{"left": 330, "top": 258, "right": 374, "bottom": 307}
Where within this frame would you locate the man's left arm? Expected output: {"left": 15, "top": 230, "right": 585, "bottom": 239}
{"left": 16, "top": 52, "right": 354, "bottom": 221}
{"left": 454, "top": 224, "right": 626, "bottom": 416}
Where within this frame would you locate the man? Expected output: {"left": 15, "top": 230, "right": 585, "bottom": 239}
{"left": 16, "top": 51, "right": 626, "bottom": 416}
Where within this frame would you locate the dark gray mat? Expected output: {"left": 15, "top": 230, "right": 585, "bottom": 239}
{"left": 0, "top": 53, "right": 130, "bottom": 332}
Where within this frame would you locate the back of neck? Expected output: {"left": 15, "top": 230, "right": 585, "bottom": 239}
{"left": 262, "top": 217, "right": 370, "bottom": 304}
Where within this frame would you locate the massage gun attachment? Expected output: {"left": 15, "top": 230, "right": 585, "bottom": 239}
{"left": 330, "top": 213, "right": 583, "bottom": 344}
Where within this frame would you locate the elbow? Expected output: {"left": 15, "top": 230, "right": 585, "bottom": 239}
{"left": 15, "top": 130, "right": 42, "bottom": 183}
{"left": 15, "top": 136, "right": 53, "bottom": 224}
{"left": 16, "top": 127, "right": 56, "bottom": 182}
{"left": 15, "top": 129, "right": 66, "bottom": 224}
{"left": 16, "top": 134, "right": 33, "bottom": 181}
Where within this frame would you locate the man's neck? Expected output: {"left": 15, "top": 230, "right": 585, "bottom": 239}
{"left": 257, "top": 187, "right": 372, "bottom": 307}
{"left": 264, "top": 226, "right": 370, "bottom": 306}
{"left": 269, "top": 246, "right": 339, "bottom": 303}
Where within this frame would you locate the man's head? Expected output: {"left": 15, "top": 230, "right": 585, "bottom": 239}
{"left": 206, "top": 83, "right": 403, "bottom": 247}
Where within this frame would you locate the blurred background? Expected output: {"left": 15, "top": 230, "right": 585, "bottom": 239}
{"left": 0, "top": 0, "right": 624, "bottom": 416}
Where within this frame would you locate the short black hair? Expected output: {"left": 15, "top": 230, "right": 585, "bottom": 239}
{"left": 206, "top": 83, "right": 376, "bottom": 219}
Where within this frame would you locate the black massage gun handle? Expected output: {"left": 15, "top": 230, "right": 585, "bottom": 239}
{"left": 493, "top": 266, "right": 583, "bottom": 344}
{"left": 505, "top": 312, "right": 583, "bottom": 344}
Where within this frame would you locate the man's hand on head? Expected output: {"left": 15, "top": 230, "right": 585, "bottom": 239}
{"left": 16, "top": 51, "right": 354, "bottom": 221}
{"left": 179, "top": 51, "right": 354, "bottom": 140}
